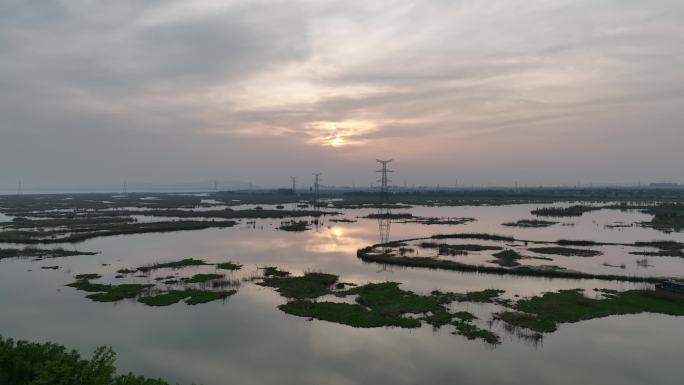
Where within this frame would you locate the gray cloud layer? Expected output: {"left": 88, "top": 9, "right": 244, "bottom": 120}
{"left": 1, "top": 0, "right": 683, "bottom": 190}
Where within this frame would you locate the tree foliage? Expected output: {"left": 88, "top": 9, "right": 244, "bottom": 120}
{"left": 0, "top": 337, "right": 181, "bottom": 385}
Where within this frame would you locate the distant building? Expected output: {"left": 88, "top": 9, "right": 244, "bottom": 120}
{"left": 649, "top": 182, "right": 679, "bottom": 188}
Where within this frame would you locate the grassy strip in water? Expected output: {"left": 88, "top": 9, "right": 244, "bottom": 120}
{"left": 531, "top": 205, "right": 600, "bottom": 217}
{"left": 137, "top": 258, "right": 210, "bottom": 273}
{"left": 502, "top": 219, "right": 558, "bottom": 228}
{"left": 630, "top": 240, "right": 684, "bottom": 257}
{"left": 0, "top": 247, "right": 97, "bottom": 260}
{"left": 329, "top": 218, "right": 357, "bottom": 223}
{"left": 641, "top": 203, "right": 684, "bottom": 232}
{"left": 278, "top": 221, "right": 311, "bottom": 232}
{"left": 496, "top": 289, "right": 684, "bottom": 333}
{"left": 259, "top": 272, "right": 338, "bottom": 299}
{"left": 528, "top": 247, "right": 602, "bottom": 257}
{"left": 183, "top": 273, "right": 224, "bottom": 283}
{"left": 431, "top": 233, "right": 516, "bottom": 242}
{"left": 364, "top": 213, "right": 414, "bottom": 219}
{"left": 397, "top": 217, "right": 475, "bottom": 225}
{"left": 74, "top": 273, "right": 102, "bottom": 280}
{"left": 452, "top": 320, "right": 500, "bottom": 344}
{"left": 138, "top": 289, "right": 236, "bottom": 306}
{"left": 280, "top": 300, "right": 420, "bottom": 328}
{"left": 66, "top": 280, "right": 153, "bottom": 302}
{"left": 3, "top": 216, "right": 137, "bottom": 229}
{"left": 216, "top": 261, "right": 242, "bottom": 270}
{"left": 357, "top": 247, "right": 665, "bottom": 283}
{"left": 262, "top": 266, "right": 290, "bottom": 277}
{"left": 490, "top": 250, "right": 523, "bottom": 267}
{"left": 0, "top": 220, "right": 236, "bottom": 244}
{"left": 0, "top": 336, "right": 184, "bottom": 385}
{"left": 276, "top": 280, "right": 501, "bottom": 343}
{"left": 418, "top": 242, "right": 503, "bottom": 253}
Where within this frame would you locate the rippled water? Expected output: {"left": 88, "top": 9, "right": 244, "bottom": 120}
{"left": 1, "top": 204, "right": 683, "bottom": 385}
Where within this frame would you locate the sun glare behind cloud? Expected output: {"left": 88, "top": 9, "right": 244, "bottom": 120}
{"left": 306, "top": 120, "right": 377, "bottom": 148}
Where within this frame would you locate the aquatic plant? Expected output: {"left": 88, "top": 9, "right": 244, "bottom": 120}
{"left": 527, "top": 247, "right": 602, "bottom": 257}
{"left": 495, "top": 289, "right": 684, "bottom": 333}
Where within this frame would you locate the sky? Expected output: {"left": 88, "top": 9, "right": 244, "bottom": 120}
{"left": 1, "top": 0, "right": 683, "bottom": 191}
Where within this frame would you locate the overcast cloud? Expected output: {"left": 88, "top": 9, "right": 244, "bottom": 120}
{"left": 1, "top": 0, "right": 683, "bottom": 190}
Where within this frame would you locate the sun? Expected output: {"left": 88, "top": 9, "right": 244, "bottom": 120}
{"left": 306, "top": 120, "right": 377, "bottom": 148}
{"left": 328, "top": 136, "right": 345, "bottom": 147}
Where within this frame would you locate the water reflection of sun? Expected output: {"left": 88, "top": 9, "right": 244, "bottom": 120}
{"left": 306, "top": 226, "right": 368, "bottom": 254}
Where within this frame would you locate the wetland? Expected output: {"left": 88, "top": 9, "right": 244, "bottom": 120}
{"left": 1, "top": 189, "right": 684, "bottom": 385}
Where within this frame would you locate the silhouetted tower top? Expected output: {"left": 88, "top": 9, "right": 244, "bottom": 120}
{"left": 290, "top": 176, "right": 297, "bottom": 194}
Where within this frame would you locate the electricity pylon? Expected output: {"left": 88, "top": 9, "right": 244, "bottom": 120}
{"left": 376, "top": 159, "right": 393, "bottom": 201}
{"left": 312, "top": 173, "right": 321, "bottom": 206}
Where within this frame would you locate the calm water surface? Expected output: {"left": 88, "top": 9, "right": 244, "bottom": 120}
{"left": 1, "top": 204, "right": 683, "bottom": 385}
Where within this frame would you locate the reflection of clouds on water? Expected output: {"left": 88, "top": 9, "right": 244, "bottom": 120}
{"left": 232, "top": 237, "right": 297, "bottom": 252}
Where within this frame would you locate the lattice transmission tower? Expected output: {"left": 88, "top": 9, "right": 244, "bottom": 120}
{"left": 376, "top": 159, "right": 393, "bottom": 201}
{"left": 312, "top": 173, "right": 321, "bottom": 206}
{"left": 375, "top": 159, "right": 394, "bottom": 249}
